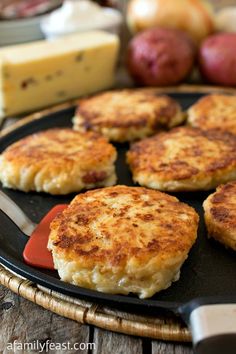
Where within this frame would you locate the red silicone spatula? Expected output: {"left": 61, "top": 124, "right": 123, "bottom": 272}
{"left": 0, "top": 191, "right": 67, "bottom": 270}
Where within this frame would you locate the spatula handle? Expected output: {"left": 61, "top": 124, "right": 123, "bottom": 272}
{"left": 0, "top": 190, "right": 37, "bottom": 236}
{"left": 190, "top": 304, "right": 236, "bottom": 354}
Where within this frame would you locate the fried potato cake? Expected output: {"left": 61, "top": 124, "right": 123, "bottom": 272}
{"left": 73, "top": 89, "right": 184, "bottom": 142}
{"left": 48, "top": 185, "right": 199, "bottom": 299}
{"left": 127, "top": 127, "right": 236, "bottom": 192}
{"left": 203, "top": 182, "right": 236, "bottom": 251}
{"left": 0, "top": 128, "right": 117, "bottom": 195}
{"left": 187, "top": 94, "right": 236, "bottom": 135}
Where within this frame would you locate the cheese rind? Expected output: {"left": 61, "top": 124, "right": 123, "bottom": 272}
{"left": 0, "top": 31, "right": 119, "bottom": 118}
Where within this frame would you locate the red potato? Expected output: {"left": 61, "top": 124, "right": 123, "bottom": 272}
{"left": 199, "top": 33, "right": 236, "bottom": 86}
{"left": 126, "top": 27, "right": 196, "bottom": 86}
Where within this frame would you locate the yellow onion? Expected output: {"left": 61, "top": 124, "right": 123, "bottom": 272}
{"left": 127, "top": 0, "right": 215, "bottom": 43}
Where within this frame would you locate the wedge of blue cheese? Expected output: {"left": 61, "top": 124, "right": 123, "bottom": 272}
{"left": 0, "top": 31, "right": 119, "bottom": 118}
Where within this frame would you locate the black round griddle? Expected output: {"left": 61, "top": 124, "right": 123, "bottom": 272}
{"left": 1, "top": 92, "right": 236, "bottom": 353}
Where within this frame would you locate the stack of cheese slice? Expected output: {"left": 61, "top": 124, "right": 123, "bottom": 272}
{"left": 0, "top": 31, "right": 119, "bottom": 118}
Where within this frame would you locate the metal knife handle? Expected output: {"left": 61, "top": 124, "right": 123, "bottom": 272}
{"left": 0, "top": 190, "right": 37, "bottom": 236}
{"left": 190, "top": 304, "right": 236, "bottom": 354}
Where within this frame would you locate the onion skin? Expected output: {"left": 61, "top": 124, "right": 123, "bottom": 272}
{"left": 127, "top": 0, "right": 215, "bottom": 44}
{"left": 199, "top": 33, "right": 236, "bottom": 86}
{"left": 216, "top": 7, "right": 236, "bottom": 33}
{"left": 127, "top": 27, "right": 196, "bottom": 86}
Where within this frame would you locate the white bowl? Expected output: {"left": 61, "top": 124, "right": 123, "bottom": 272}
{"left": 0, "top": 15, "right": 47, "bottom": 46}
{"left": 40, "top": 8, "right": 122, "bottom": 39}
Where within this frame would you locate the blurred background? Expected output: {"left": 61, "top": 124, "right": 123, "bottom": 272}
{"left": 1, "top": 0, "right": 236, "bottom": 87}
{"left": 1, "top": 0, "right": 235, "bottom": 44}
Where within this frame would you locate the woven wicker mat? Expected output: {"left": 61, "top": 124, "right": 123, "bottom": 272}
{"left": 0, "top": 264, "right": 191, "bottom": 342}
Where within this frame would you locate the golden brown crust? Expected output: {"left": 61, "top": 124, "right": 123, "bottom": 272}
{"left": 3, "top": 128, "right": 113, "bottom": 164}
{"left": 73, "top": 89, "right": 184, "bottom": 142}
{"left": 127, "top": 127, "right": 236, "bottom": 191}
{"left": 49, "top": 185, "right": 198, "bottom": 268}
{"left": 187, "top": 94, "right": 236, "bottom": 135}
{"left": 0, "top": 128, "right": 117, "bottom": 194}
{"left": 203, "top": 182, "right": 236, "bottom": 251}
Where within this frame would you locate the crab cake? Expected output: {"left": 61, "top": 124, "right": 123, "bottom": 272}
{"left": 187, "top": 94, "right": 236, "bottom": 135}
{"left": 127, "top": 127, "right": 236, "bottom": 192}
{"left": 48, "top": 185, "right": 199, "bottom": 299}
{"left": 73, "top": 89, "right": 184, "bottom": 142}
{"left": 0, "top": 128, "right": 117, "bottom": 195}
{"left": 203, "top": 182, "right": 236, "bottom": 251}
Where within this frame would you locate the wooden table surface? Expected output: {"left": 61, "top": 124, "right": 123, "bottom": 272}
{"left": 0, "top": 285, "right": 193, "bottom": 354}
{"left": 0, "top": 117, "right": 194, "bottom": 354}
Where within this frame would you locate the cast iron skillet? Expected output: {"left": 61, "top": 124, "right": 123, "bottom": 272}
{"left": 0, "top": 92, "right": 236, "bottom": 353}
